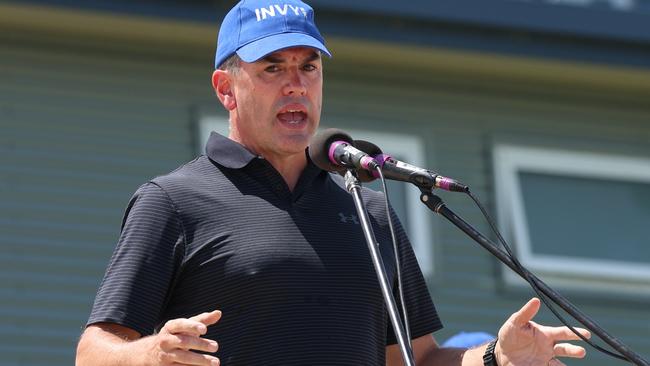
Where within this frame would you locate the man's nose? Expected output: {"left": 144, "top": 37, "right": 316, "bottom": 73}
{"left": 283, "top": 69, "right": 307, "bottom": 96}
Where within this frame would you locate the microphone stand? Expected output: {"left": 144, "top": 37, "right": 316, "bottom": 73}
{"left": 343, "top": 170, "right": 416, "bottom": 366}
{"left": 419, "top": 190, "right": 649, "bottom": 366}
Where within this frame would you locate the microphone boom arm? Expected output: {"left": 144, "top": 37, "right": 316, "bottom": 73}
{"left": 419, "top": 191, "right": 649, "bottom": 366}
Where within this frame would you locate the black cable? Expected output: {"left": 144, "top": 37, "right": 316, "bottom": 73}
{"left": 465, "top": 190, "right": 629, "bottom": 362}
{"left": 375, "top": 165, "right": 412, "bottom": 344}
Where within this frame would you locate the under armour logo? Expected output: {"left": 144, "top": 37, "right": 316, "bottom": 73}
{"left": 338, "top": 213, "right": 359, "bottom": 225}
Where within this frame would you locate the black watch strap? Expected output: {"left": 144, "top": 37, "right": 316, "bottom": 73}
{"left": 483, "top": 338, "right": 499, "bottom": 366}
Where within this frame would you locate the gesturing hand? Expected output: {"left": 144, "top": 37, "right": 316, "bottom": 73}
{"left": 496, "top": 298, "right": 591, "bottom": 366}
{"left": 149, "top": 310, "right": 222, "bottom": 366}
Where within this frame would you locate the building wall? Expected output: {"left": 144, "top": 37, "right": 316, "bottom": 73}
{"left": 0, "top": 3, "right": 648, "bottom": 365}
{"left": 323, "top": 43, "right": 650, "bottom": 365}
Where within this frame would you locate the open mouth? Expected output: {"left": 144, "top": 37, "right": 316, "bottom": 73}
{"left": 277, "top": 107, "right": 308, "bottom": 125}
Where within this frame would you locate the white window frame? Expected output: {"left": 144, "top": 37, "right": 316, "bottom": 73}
{"left": 198, "top": 117, "right": 435, "bottom": 277}
{"left": 345, "top": 128, "right": 433, "bottom": 277}
{"left": 493, "top": 144, "right": 650, "bottom": 292}
{"left": 198, "top": 116, "right": 230, "bottom": 153}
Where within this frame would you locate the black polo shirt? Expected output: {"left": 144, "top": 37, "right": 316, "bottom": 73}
{"left": 88, "top": 132, "right": 442, "bottom": 365}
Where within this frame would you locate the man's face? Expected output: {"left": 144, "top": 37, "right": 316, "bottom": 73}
{"left": 228, "top": 47, "right": 323, "bottom": 160}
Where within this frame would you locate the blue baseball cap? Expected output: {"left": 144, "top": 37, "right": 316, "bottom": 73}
{"left": 215, "top": 0, "right": 332, "bottom": 69}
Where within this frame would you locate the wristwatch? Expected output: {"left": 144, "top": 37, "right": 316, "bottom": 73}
{"left": 483, "top": 338, "right": 498, "bottom": 366}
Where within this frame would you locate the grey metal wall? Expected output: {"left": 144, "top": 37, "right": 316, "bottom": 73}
{"left": 0, "top": 28, "right": 215, "bottom": 364}
{"left": 1, "top": 16, "right": 648, "bottom": 366}
{"left": 324, "top": 55, "right": 650, "bottom": 364}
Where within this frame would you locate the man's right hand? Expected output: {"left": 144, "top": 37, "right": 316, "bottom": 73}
{"left": 76, "top": 310, "right": 222, "bottom": 366}
{"left": 147, "top": 310, "right": 222, "bottom": 365}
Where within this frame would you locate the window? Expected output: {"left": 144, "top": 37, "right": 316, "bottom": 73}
{"left": 198, "top": 117, "right": 435, "bottom": 277}
{"left": 198, "top": 116, "right": 229, "bottom": 151}
{"left": 494, "top": 144, "right": 650, "bottom": 294}
{"left": 345, "top": 128, "right": 434, "bottom": 277}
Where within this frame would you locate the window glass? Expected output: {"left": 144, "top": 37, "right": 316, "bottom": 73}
{"left": 519, "top": 171, "right": 650, "bottom": 264}
{"left": 366, "top": 171, "right": 409, "bottom": 225}
{"left": 343, "top": 128, "right": 433, "bottom": 277}
{"left": 494, "top": 144, "right": 650, "bottom": 292}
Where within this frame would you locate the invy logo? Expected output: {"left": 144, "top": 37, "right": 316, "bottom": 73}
{"left": 254, "top": 4, "right": 308, "bottom": 21}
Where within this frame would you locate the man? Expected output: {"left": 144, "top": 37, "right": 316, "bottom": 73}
{"left": 76, "top": 0, "right": 591, "bottom": 365}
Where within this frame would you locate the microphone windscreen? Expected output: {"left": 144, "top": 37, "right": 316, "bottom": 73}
{"left": 351, "top": 140, "right": 382, "bottom": 182}
{"left": 308, "top": 128, "right": 353, "bottom": 172}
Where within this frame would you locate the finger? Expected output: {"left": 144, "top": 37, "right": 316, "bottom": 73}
{"left": 554, "top": 343, "right": 587, "bottom": 359}
{"left": 190, "top": 310, "right": 222, "bottom": 327}
{"left": 509, "top": 298, "right": 541, "bottom": 327}
{"left": 160, "top": 334, "right": 219, "bottom": 353}
{"left": 162, "top": 319, "right": 208, "bottom": 336}
{"left": 179, "top": 334, "right": 219, "bottom": 353}
{"left": 167, "top": 349, "right": 220, "bottom": 366}
{"left": 543, "top": 326, "right": 591, "bottom": 341}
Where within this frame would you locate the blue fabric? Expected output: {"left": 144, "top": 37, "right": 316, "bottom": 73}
{"left": 442, "top": 331, "right": 495, "bottom": 348}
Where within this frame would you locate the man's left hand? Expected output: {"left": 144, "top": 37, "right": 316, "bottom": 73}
{"left": 495, "top": 298, "right": 591, "bottom": 366}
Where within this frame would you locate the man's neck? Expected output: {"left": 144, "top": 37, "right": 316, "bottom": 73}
{"left": 263, "top": 153, "right": 307, "bottom": 192}
{"left": 228, "top": 129, "right": 309, "bottom": 191}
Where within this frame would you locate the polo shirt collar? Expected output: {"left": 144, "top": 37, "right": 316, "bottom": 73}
{"left": 204, "top": 131, "right": 323, "bottom": 174}
{"left": 205, "top": 132, "right": 257, "bottom": 169}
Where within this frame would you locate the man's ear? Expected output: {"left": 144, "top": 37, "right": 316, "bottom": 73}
{"left": 212, "top": 69, "right": 237, "bottom": 111}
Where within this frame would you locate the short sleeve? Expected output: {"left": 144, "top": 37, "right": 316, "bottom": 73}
{"left": 86, "top": 182, "right": 185, "bottom": 336}
{"left": 385, "top": 210, "right": 443, "bottom": 345}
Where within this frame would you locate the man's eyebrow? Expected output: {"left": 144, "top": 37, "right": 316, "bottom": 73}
{"left": 305, "top": 51, "right": 321, "bottom": 62}
{"left": 261, "top": 51, "right": 321, "bottom": 64}
{"left": 263, "top": 54, "right": 284, "bottom": 63}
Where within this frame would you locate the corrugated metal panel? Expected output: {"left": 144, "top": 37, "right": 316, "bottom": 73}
{"left": 0, "top": 33, "right": 213, "bottom": 365}
{"left": 1, "top": 24, "right": 649, "bottom": 366}
{"left": 324, "top": 58, "right": 650, "bottom": 364}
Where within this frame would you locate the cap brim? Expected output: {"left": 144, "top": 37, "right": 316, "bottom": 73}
{"left": 236, "top": 32, "right": 331, "bottom": 63}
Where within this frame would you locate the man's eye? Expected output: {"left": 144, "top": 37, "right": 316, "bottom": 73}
{"left": 303, "top": 64, "right": 317, "bottom": 71}
{"left": 265, "top": 65, "right": 280, "bottom": 72}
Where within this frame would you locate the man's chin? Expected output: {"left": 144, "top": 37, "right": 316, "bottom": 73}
{"left": 277, "top": 135, "right": 313, "bottom": 154}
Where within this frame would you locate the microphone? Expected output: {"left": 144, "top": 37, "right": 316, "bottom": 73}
{"left": 350, "top": 139, "right": 383, "bottom": 183}
{"left": 370, "top": 153, "right": 468, "bottom": 192}
{"left": 309, "top": 129, "right": 468, "bottom": 192}
{"left": 309, "top": 128, "right": 380, "bottom": 175}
